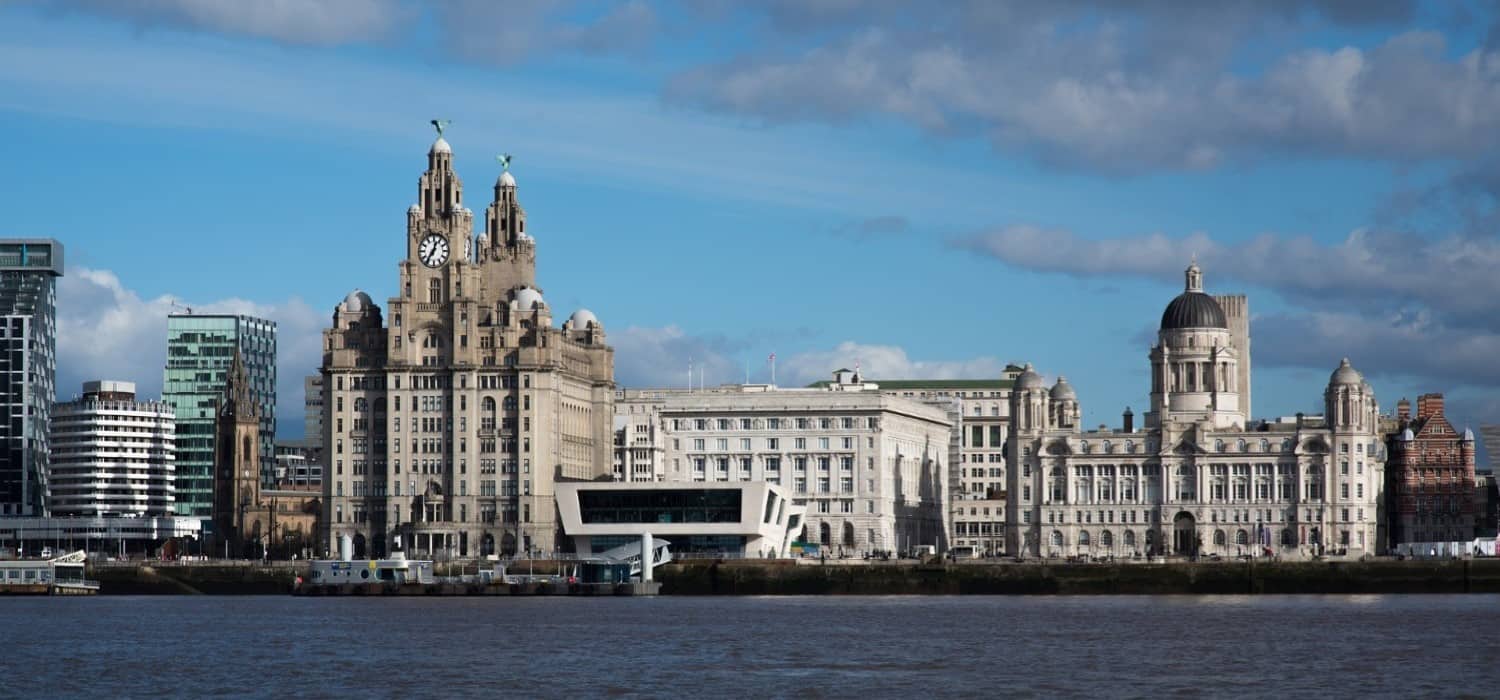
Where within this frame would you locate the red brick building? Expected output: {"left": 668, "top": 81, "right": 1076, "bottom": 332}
{"left": 1386, "top": 394, "right": 1476, "bottom": 544}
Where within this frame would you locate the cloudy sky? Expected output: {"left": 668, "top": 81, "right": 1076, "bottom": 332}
{"left": 3, "top": 1, "right": 1498, "bottom": 447}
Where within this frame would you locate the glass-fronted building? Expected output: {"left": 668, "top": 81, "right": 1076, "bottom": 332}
{"left": 163, "top": 313, "right": 276, "bottom": 517}
{"left": 556, "top": 481, "right": 805, "bottom": 559}
{"left": 0, "top": 239, "right": 63, "bottom": 517}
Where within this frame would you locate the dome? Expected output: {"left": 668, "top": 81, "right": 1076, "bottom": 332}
{"left": 1464, "top": 427, "right": 1475, "bottom": 442}
{"left": 513, "top": 287, "right": 544, "bottom": 310}
{"left": 1160, "top": 292, "right": 1227, "bottom": 330}
{"left": 1160, "top": 259, "right": 1227, "bottom": 330}
{"left": 430, "top": 137, "right": 451, "bottom": 154}
{"left": 569, "top": 309, "right": 599, "bottom": 328}
{"left": 498, "top": 170, "right": 516, "bottom": 188}
{"left": 1399, "top": 428, "right": 1415, "bottom": 442}
{"left": 342, "top": 289, "right": 373, "bottom": 312}
{"left": 408, "top": 204, "right": 421, "bottom": 214}
{"left": 1016, "top": 363, "right": 1045, "bottom": 390}
{"left": 1050, "top": 376, "right": 1076, "bottom": 400}
{"left": 1329, "top": 358, "right": 1363, "bottom": 386}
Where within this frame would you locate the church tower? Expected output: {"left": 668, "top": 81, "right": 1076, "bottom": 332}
{"left": 213, "top": 350, "right": 261, "bottom": 557}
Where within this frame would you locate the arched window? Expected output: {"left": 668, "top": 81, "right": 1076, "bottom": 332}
{"left": 481, "top": 397, "right": 496, "bottom": 430}
{"left": 1213, "top": 530, "right": 1227, "bottom": 546}
{"left": 1215, "top": 440, "right": 1225, "bottom": 453}
{"left": 1259, "top": 439, "right": 1269, "bottom": 452}
{"left": 1123, "top": 530, "right": 1137, "bottom": 548}
{"left": 819, "top": 522, "right": 831, "bottom": 546}
{"left": 1079, "top": 530, "right": 1091, "bottom": 547}
{"left": 842, "top": 522, "right": 856, "bottom": 548}
{"left": 1101, "top": 530, "right": 1113, "bottom": 548}
{"left": 1236, "top": 440, "right": 1246, "bottom": 452}
{"left": 1050, "top": 531, "right": 1064, "bottom": 548}
{"left": 1235, "top": 529, "right": 1249, "bottom": 546}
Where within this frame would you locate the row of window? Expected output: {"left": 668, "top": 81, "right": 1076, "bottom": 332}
{"left": 670, "top": 417, "right": 879, "bottom": 432}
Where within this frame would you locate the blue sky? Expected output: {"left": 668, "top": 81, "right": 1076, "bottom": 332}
{"left": 3, "top": 1, "right": 1499, "bottom": 449}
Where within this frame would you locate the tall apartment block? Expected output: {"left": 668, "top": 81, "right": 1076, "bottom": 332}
{"left": 0, "top": 239, "right": 63, "bottom": 517}
{"left": 49, "top": 380, "right": 176, "bottom": 517}
{"left": 163, "top": 313, "right": 276, "bottom": 517}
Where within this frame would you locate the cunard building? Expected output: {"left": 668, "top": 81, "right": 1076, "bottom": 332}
{"left": 1006, "top": 262, "right": 1387, "bottom": 559}
{"left": 322, "top": 128, "right": 614, "bottom": 559}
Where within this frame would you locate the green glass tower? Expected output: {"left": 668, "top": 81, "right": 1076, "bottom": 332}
{"left": 163, "top": 313, "right": 276, "bottom": 517}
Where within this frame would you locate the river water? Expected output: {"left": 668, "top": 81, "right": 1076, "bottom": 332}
{"left": 7, "top": 595, "right": 1497, "bottom": 698}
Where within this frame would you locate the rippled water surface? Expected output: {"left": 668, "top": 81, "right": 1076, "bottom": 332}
{"left": 8, "top": 595, "right": 1499, "bottom": 698}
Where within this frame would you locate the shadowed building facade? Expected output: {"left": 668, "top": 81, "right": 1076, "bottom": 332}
{"left": 0, "top": 239, "right": 62, "bottom": 517}
{"left": 1386, "top": 394, "right": 1476, "bottom": 544}
{"left": 323, "top": 130, "right": 614, "bottom": 560}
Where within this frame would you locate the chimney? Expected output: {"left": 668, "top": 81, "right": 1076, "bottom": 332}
{"left": 1416, "top": 393, "right": 1444, "bottom": 420}
{"left": 1397, "top": 397, "right": 1411, "bottom": 423}
{"left": 1123, "top": 406, "right": 1134, "bottom": 433}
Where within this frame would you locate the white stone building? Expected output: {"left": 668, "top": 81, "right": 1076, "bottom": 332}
{"left": 1007, "top": 262, "right": 1386, "bottom": 559}
{"left": 613, "top": 373, "right": 952, "bottom": 555}
{"left": 819, "top": 374, "right": 1021, "bottom": 555}
{"left": 48, "top": 380, "right": 176, "bottom": 517}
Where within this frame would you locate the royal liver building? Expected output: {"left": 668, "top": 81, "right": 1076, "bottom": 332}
{"left": 1006, "top": 262, "right": 1385, "bottom": 559}
{"left": 322, "top": 128, "right": 614, "bottom": 559}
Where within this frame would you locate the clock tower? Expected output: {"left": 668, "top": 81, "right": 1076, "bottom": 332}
{"left": 322, "top": 127, "right": 615, "bottom": 560}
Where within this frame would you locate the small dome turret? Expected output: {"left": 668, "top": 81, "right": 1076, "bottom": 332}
{"left": 1399, "top": 428, "right": 1415, "bottom": 442}
{"left": 1464, "top": 427, "right": 1475, "bottom": 442}
{"left": 498, "top": 170, "right": 516, "bottom": 188}
{"left": 569, "top": 309, "right": 599, "bottom": 328}
{"left": 1050, "top": 376, "right": 1076, "bottom": 400}
{"left": 1329, "top": 358, "right": 1363, "bottom": 386}
{"left": 513, "top": 287, "right": 544, "bottom": 310}
{"left": 1016, "top": 363, "right": 1045, "bottom": 390}
{"left": 430, "top": 136, "right": 451, "bottom": 154}
{"left": 342, "top": 289, "right": 373, "bottom": 312}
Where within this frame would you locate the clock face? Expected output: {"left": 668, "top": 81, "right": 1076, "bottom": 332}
{"left": 418, "top": 234, "right": 449, "bottom": 267}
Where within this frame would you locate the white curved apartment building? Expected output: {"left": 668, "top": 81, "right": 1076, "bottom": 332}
{"left": 48, "top": 380, "right": 176, "bottom": 517}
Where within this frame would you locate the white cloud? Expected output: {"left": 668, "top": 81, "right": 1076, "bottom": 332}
{"left": 55, "top": 266, "right": 324, "bottom": 437}
{"left": 955, "top": 226, "right": 1500, "bottom": 328}
{"left": 777, "top": 341, "right": 1008, "bottom": 387}
{"left": 35, "top": 0, "right": 406, "bottom": 45}
{"left": 612, "top": 326, "right": 1009, "bottom": 389}
{"left": 667, "top": 7, "right": 1499, "bottom": 172}
{"left": 610, "top": 325, "right": 745, "bottom": 389}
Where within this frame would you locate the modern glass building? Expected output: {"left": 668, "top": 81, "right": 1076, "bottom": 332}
{"left": 163, "top": 313, "right": 276, "bottom": 517}
{"left": 0, "top": 239, "right": 63, "bottom": 517}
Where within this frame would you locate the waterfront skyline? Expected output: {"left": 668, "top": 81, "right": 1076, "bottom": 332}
{"left": 3, "top": 2, "right": 1499, "bottom": 444}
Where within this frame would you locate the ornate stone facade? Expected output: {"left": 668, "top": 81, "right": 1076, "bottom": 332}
{"left": 1006, "top": 263, "right": 1387, "bottom": 559}
{"left": 322, "top": 132, "right": 614, "bottom": 560}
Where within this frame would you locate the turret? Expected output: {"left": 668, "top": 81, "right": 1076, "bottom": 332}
{"left": 480, "top": 155, "right": 537, "bottom": 293}
{"left": 1009, "top": 363, "right": 1049, "bottom": 433}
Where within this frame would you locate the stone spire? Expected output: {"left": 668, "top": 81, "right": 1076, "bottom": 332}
{"left": 222, "top": 349, "right": 258, "bottom": 421}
